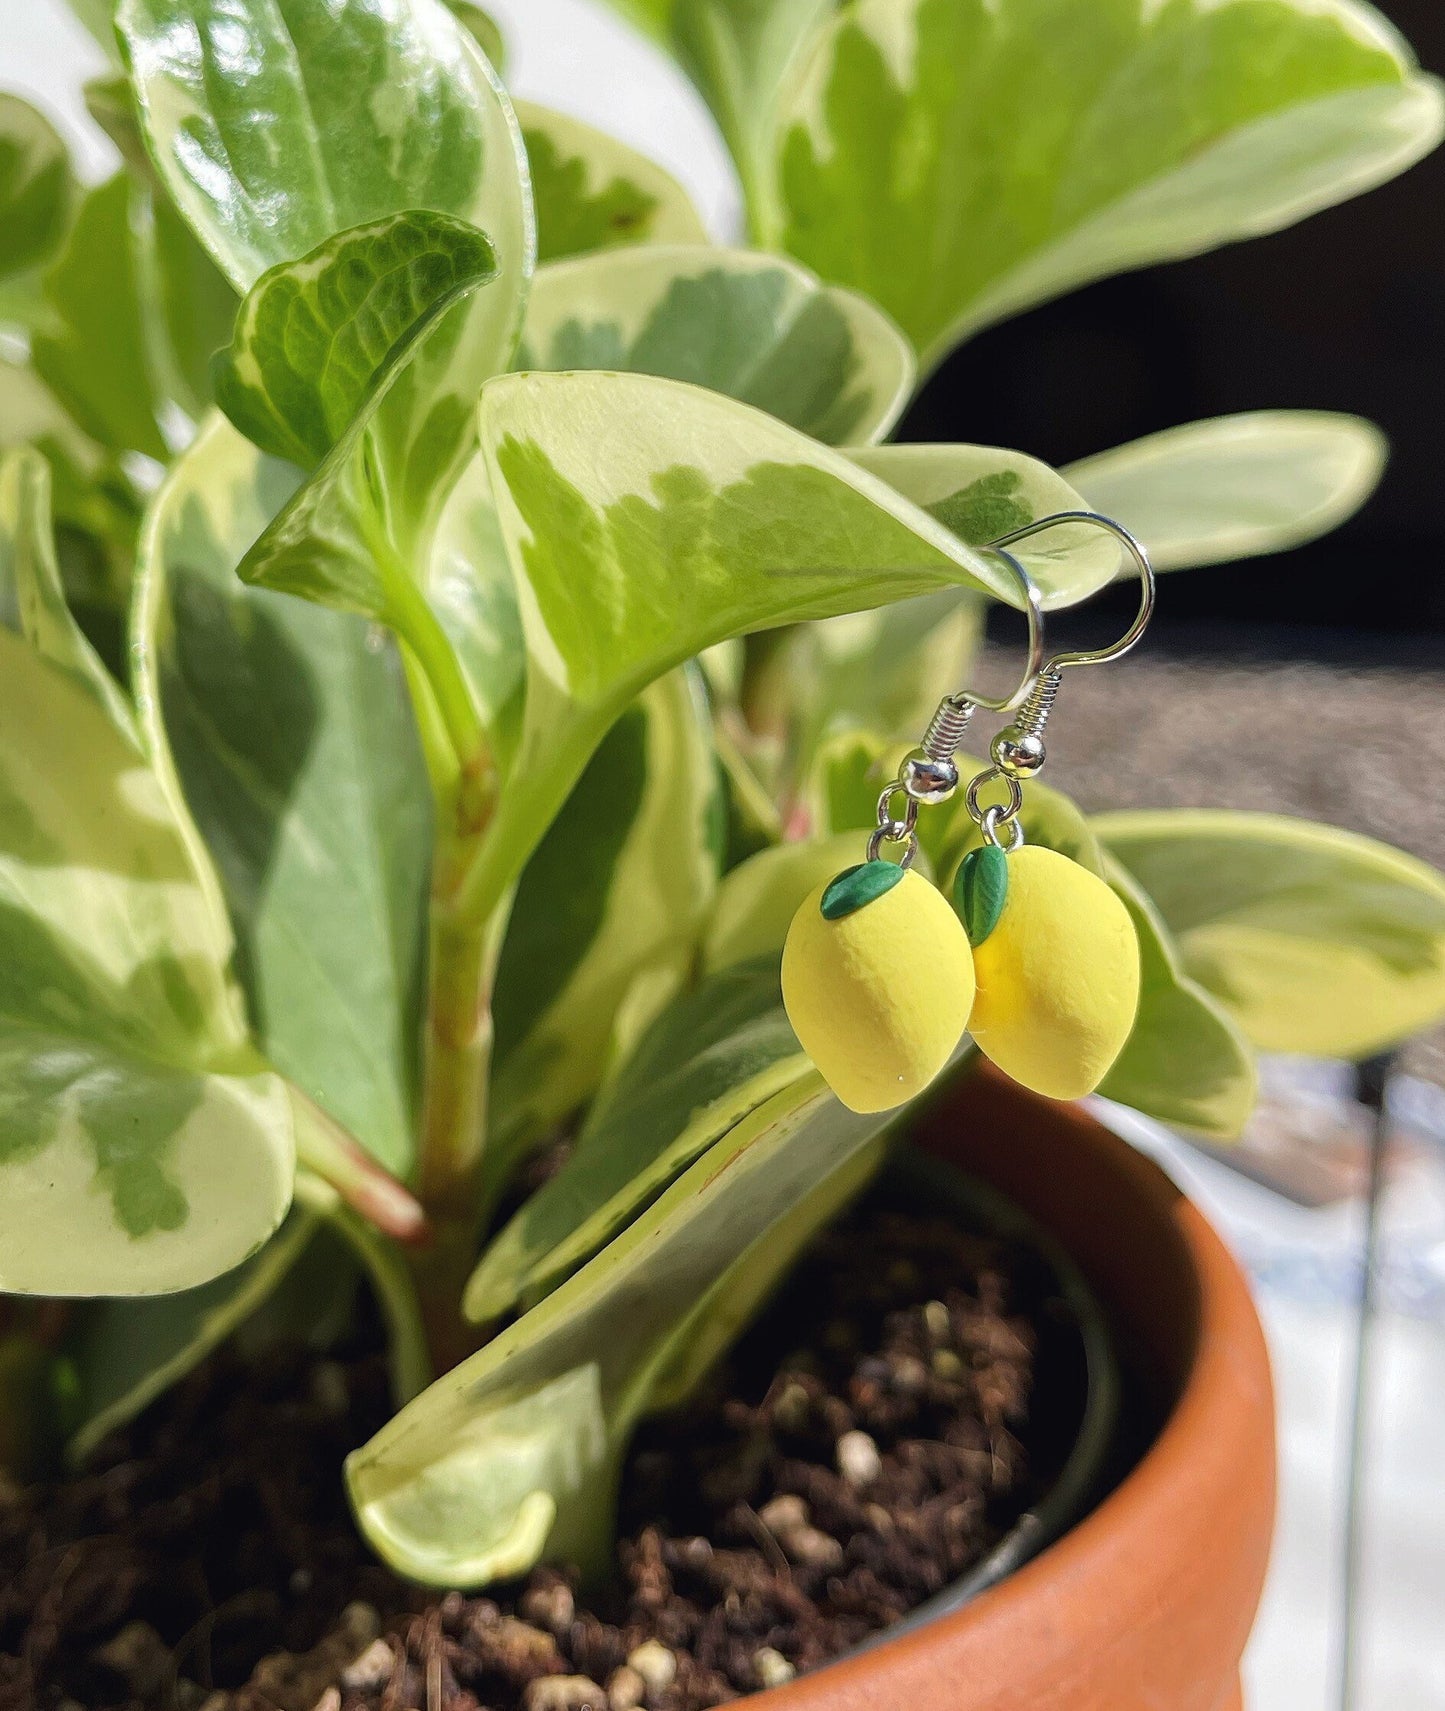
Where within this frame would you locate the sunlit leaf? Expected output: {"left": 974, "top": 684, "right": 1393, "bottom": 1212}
{"left": 349, "top": 1066, "right": 906, "bottom": 1587}
{"left": 1096, "top": 857, "right": 1258, "bottom": 1138}
{"left": 702, "top": 832, "right": 864, "bottom": 972}
{"left": 215, "top": 211, "right": 499, "bottom": 469}
{"left": 469, "top": 958, "right": 808, "bottom": 1322}
{"left": 1097, "top": 808, "right": 1445, "bottom": 1058}
{"left": 519, "top": 244, "right": 913, "bottom": 444}
{"left": 518, "top": 101, "right": 708, "bottom": 262}
{"left": 118, "top": 0, "right": 531, "bottom": 297}
{"left": 0, "top": 626, "right": 293, "bottom": 1294}
{"left": 777, "top": 0, "right": 1444, "bottom": 367}
{"left": 60, "top": 1168, "right": 429, "bottom": 1465}
{"left": 460, "top": 369, "right": 1089, "bottom": 925}
{"left": 121, "top": 0, "right": 535, "bottom": 761}
{"left": 597, "top": 0, "right": 834, "bottom": 231}
{"left": 1066, "top": 411, "right": 1387, "bottom": 570}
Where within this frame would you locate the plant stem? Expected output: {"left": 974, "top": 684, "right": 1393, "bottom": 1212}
{"left": 369, "top": 531, "right": 503, "bottom": 1270}
{"left": 410, "top": 764, "right": 507, "bottom": 1371}
{"left": 417, "top": 896, "right": 495, "bottom": 1219}
{"left": 386, "top": 571, "right": 486, "bottom": 779}
{"left": 288, "top": 1086, "right": 429, "bottom": 1245}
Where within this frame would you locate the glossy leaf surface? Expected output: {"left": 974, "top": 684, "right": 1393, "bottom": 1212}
{"left": 777, "top": 0, "right": 1443, "bottom": 367}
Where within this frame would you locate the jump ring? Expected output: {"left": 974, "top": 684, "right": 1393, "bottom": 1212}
{"left": 981, "top": 805, "right": 1025, "bottom": 852}
{"left": 875, "top": 785, "right": 919, "bottom": 837}
{"left": 866, "top": 824, "right": 919, "bottom": 867}
{"left": 964, "top": 767, "right": 1024, "bottom": 828}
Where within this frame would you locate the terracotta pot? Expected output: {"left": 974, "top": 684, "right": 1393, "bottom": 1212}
{"left": 757, "top": 1069, "right": 1276, "bottom": 1711}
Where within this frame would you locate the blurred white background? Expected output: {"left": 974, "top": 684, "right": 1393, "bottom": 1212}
{"left": 5, "top": 3, "right": 1443, "bottom": 1707}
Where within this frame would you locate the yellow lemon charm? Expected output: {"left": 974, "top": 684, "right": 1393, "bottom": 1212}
{"left": 782, "top": 862, "right": 975, "bottom": 1115}
{"left": 959, "top": 843, "right": 1140, "bottom": 1100}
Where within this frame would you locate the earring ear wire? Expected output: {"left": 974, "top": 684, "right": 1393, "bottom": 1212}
{"left": 988, "top": 510, "right": 1155, "bottom": 674}
{"left": 878, "top": 511, "right": 1156, "bottom": 862}
{"left": 982, "top": 513, "right": 1155, "bottom": 805}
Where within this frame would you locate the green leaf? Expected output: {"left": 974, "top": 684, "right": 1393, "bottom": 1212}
{"left": 598, "top": 0, "right": 835, "bottom": 232}
{"left": 954, "top": 844, "right": 1008, "bottom": 943}
{"left": 517, "top": 101, "right": 708, "bottom": 262}
{"left": 489, "top": 671, "right": 720, "bottom": 1162}
{"left": 0, "top": 626, "right": 294, "bottom": 1293}
{"left": 83, "top": 73, "right": 152, "bottom": 180}
{"left": 805, "top": 735, "right": 1101, "bottom": 882}
{"left": 0, "top": 94, "right": 75, "bottom": 284}
{"left": 215, "top": 211, "right": 499, "bottom": 470}
{"left": 519, "top": 244, "right": 914, "bottom": 446}
{"left": 0, "top": 448, "right": 133, "bottom": 734}
{"left": 130, "top": 0, "right": 534, "bottom": 756}
{"left": 147, "top": 192, "right": 240, "bottom": 422}
{"left": 118, "top": 0, "right": 533, "bottom": 296}
{"left": 446, "top": 0, "right": 507, "bottom": 68}
{"left": 804, "top": 726, "right": 909, "bottom": 839}
{"left": 460, "top": 370, "right": 1083, "bottom": 924}
{"left": 1097, "top": 855, "right": 1258, "bottom": 1138}
{"left": 63, "top": 0, "right": 124, "bottom": 61}
{"left": 703, "top": 831, "right": 865, "bottom": 971}
{"left": 794, "top": 591, "right": 986, "bottom": 761}
{"left": 818, "top": 858, "right": 905, "bottom": 919}
{"left": 0, "top": 363, "right": 143, "bottom": 645}
{"left": 350, "top": 1064, "right": 907, "bottom": 1587}
{"left": 117, "top": 0, "right": 533, "bottom": 576}
{"left": 470, "top": 957, "right": 808, "bottom": 1323}
{"left": 31, "top": 174, "right": 171, "bottom": 462}
{"left": 426, "top": 443, "right": 528, "bottom": 755}
{"left": 60, "top": 1201, "right": 320, "bottom": 1463}
{"left": 60, "top": 1169, "right": 429, "bottom": 1465}
{"left": 777, "top": 0, "right": 1444, "bottom": 368}
{"left": 132, "top": 413, "right": 432, "bottom": 1178}
{"left": 846, "top": 444, "right": 1119, "bottom": 599}
{"left": 1096, "top": 809, "right": 1445, "bottom": 1059}
{"left": 1065, "top": 411, "right": 1388, "bottom": 570}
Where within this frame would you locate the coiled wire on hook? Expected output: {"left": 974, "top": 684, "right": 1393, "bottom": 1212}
{"left": 869, "top": 511, "right": 1156, "bottom": 858}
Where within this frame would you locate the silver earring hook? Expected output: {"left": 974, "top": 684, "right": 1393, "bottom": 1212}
{"left": 985, "top": 510, "right": 1155, "bottom": 674}
{"left": 866, "top": 511, "right": 1155, "bottom": 863}
{"left": 953, "top": 544, "right": 1047, "bottom": 712}
{"left": 964, "top": 511, "right": 1156, "bottom": 840}
{"left": 867, "top": 546, "right": 1047, "bottom": 865}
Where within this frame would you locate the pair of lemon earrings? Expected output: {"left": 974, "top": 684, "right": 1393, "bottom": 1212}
{"left": 783, "top": 513, "right": 1156, "bottom": 1115}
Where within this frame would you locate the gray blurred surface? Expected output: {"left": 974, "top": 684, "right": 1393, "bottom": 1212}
{"left": 1027, "top": 642, "right": 1445, "bottom": 1086}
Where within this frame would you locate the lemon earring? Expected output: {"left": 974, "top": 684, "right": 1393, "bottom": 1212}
{"left": 951, "top": 514, "right": 1155, "bottom": 1100}
{"left": 782, "top": 513, "right": 1156, "bottom": 1115}
{"left": 781, "top": 544, "right": 1046, "bottom": 1115}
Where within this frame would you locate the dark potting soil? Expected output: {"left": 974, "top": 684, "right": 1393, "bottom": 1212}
{"left": 0, "top": 1192, "right": 1088, "bottom": 1711}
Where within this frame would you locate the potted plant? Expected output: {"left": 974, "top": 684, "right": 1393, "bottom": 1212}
{"left": 3, "top": 0, "right": 1445, "bottom": 1707}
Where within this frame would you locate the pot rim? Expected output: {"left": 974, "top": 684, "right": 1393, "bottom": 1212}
{"left": 751, "top": 1068, "right": 1276, "bottom": 1711}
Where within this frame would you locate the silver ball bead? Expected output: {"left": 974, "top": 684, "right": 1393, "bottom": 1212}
{"left": 901, "top": 753, "right": 959, "bottom": 805}
{"left": 990, "top": 726, "right": 1046, "bottom": 777}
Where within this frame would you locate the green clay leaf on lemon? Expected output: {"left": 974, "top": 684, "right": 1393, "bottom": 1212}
{"left": 954, "top": 844, "right": 1009, "bottom": 945}
{"left": 819, "top": 859, "right": 906, "bottom": 921}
